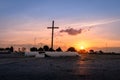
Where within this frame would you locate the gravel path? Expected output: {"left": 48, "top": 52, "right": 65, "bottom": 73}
{"left": 0, "top": 54, "right": 120, "bottom": 80}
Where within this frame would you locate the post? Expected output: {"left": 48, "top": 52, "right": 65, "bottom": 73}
{"left": 51, "top": 21, "right": 54, "bottom": 49}
{"left": 47, "top": 20, "right": 59, "bottom": 49}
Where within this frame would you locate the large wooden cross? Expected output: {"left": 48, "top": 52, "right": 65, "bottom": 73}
{"left": 47, "top": 20, "right": 59, "bottom": 49}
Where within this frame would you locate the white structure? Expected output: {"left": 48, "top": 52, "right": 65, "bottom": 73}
{"left": 45, "top": 52, "right": 80, "bottom": 57}
{"left": 25, "top": 52, "right": 80, "bottom": 58}
{"left": 25, "top": 52, "right": 45, "bottom": 58}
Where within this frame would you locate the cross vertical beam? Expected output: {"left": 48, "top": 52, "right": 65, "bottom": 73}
{"left": 47, "top": 20, "right": 59, "bottom": 49}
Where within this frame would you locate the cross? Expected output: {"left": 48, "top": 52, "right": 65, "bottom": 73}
{"left": 47, "top": 20, "right": 59, "bottom": 49}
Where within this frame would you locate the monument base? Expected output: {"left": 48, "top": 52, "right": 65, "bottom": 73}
{"left": 25, "top": 52, "right": 80, "bottom": 58}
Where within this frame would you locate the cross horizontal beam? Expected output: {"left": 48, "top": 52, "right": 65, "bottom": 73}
{"left": 47, "top": 27, "right": 59, "bottom": 29}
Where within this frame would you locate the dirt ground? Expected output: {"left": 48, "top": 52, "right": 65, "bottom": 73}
{"left": 0, "top": 54, "right": 120, "bottom": 80}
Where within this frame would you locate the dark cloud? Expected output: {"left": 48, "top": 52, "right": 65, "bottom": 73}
{"left": 60, "top": 27, "right": 93, "bottom": 35}
{"left": 60, "top": 28, "right": 82, "bottom": 35}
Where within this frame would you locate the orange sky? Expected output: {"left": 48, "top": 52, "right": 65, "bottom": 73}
{"left": 1, "top": 19, "right": 120, "bottom": 51}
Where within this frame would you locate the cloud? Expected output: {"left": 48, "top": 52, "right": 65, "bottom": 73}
{"left": 59, "top": 26, "right": 93, "bottom": 35}
{"left": 60, "top": 28, "right": 82, "bottom": 35}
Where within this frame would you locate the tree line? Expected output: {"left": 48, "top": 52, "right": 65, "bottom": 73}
{"left": 0, "top": 46, "right": 14, "bottom": 52}
{"left": 0, "top": 45, "right": 77, "bottom": 52}
{"left": 30, "top": 45, "right": 76, "bottom": 52}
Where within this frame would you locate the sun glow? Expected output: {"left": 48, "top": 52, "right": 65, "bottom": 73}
{"left": 80, "top": 46, "right": 85, "bottom": 50}
{"left": 74, "top": 41, "right": 90, "bottom": 51}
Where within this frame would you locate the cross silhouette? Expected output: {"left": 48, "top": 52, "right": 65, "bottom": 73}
{"left": 47, "top": 20, "right": 59, "bottom": 49}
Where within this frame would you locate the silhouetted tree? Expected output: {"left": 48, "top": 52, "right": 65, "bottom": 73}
{"left": 56, "top": 47, "right": 62, "bottom": 52}
{"left": 49, "top": 48, "right": 54, "bottom": 51}
{"left": 10, "top": 46, "right": 14, "bottom": 52}
{"left": 18, "top": 48, "right": 21, "bottom": 52}
{"left": 5, "top": 47, "right": 10, "bottom": 51}
{"left": 67, "top": 47, "right": 76, "bottom": 52}
{"left": 99, "top": 50, "right": 104, "bottom": 54}
{"left": 22, "top": 47, "right": 26, "bottom": 52}
{"left": 0, "top": 48, "right": 5, "bottom": 51}
{"left": 89, "top": 49, "right": 95, "bottom": 54}
{"left": 43, "top": 45, "right": 49, "bottom": 51}
{"left": 38, "top": 47, "right": 43, "bottom": 51}
{"left": 30, "top": 47, "right": 37, "bottom": 52}
{"left": 78, "top": 49, "right": 87, "bottom": 54}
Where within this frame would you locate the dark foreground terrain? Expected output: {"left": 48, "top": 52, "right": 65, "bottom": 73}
{"left": 0, "top": 54, "right": 120, "bottom": 80}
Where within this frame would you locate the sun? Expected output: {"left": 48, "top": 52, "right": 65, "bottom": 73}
{"left": 80, "top": 45, "right": 85, "bottom": 50}
{"left": 75, "top": 44, "right": 86, "bottom": 50}
{"left": 74, "top": 41, "right": 89, "bottom": 51}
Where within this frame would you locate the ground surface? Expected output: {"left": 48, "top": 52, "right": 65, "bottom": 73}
{"left": 0, "top": 54, "right": 120, "bottom": 80}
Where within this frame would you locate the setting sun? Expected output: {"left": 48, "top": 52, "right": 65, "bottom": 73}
{"left": 80, "top": 46, "right": 85, "bottom": 50}
{"left": 74, "top": 41, "right": 89, "bottom": 51}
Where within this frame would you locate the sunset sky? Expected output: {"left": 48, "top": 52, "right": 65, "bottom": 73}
{"left": 0, "top": 0, "right": 120, "bottom": 51}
